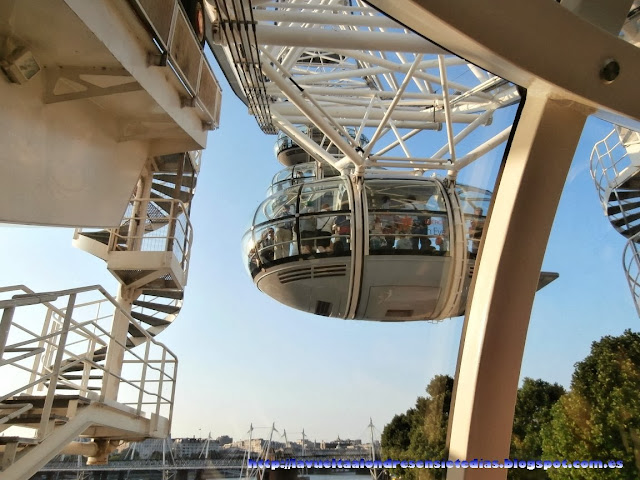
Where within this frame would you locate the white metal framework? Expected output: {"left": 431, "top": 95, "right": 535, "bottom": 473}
{"left": 207, "top": 1, "right": 640, "bottom": 480}
{"left": 0, "top": 0, "right": 219, "bottom": 477}
{"left": 0, "top": 0, "right": 638, "bottom": 479}
{"left": 208, "top": 0, "right": 519, "bottom": 177}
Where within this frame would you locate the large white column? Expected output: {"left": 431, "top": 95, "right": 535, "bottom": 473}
{"left": 446, "top": 89, "right": 588, "bottom": 479}
{"left": 101, "top": 285, "right": 136, "bottom": 401}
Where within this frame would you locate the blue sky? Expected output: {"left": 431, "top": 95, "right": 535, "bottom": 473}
{"left": 0, "top": 61, "right": 637, "bottom": 446}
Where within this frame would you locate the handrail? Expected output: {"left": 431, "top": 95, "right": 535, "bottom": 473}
{"left": 623, "top": 236, "right": 640, "bottom": 317}
{"left": 590, "top": 127, "right": 640, "bottom": 210}
{"left": 0, "top": 285, "right": 178, "bottom": 441}
{"left": 75, "top": 198, "right": 194, "bottom": 273}
{"left": 1, "top": 285, "right": 178, "bottom": 354}
{"left": 0, "top": 402, "right": 33, "bottom": 425}
{"left": 129, "top": 0, "right": 222, "bottom": 128}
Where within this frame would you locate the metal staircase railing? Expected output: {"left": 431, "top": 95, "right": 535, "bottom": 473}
{"left": 623, "top": 237, "right": 640, "bottom": 317}
{"left": 72, "top": 174, "right": 195, "bottom": 339}
{"left": 590, "top": 126, "right": 640, "bottom": 210}
{"left": 74, "top": 198, "right": 193, "bottom": 269}
{"left": 130, "top": 0, "right": 222, "bottom": 129}
{"left": 0, "top": 285, "right": 177, "bottom": 443}
{"left": 3, "top": 149, "right": 198, "bottom": 475}
{"left": 106, "top": 198, "right": 193, "bottom": 273}
{"left": 591, "top": 127, "right": 640, "bottom": 317}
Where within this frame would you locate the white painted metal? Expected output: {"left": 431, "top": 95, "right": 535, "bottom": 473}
{"left": 210, "top": 2, "right": 640, "bottom": 480}
{"left": 0, "top": 285, "right": 177, "bottom": 475}
{"left": 368, "top": 0, "right": 640, "bottom": 128}
{"left": 0, "top": 0, "right": 220, "bottom": 228}
{"left": 363, "top": 3, "right": 636, "bottom": 479}
{"left": 447, "top": 93, "right": 588, "bottom": 480}
{"left": 255, "top": 24, "right": 447, "bottom": 54}
{"left": 209, "top": 0, "right": 519, "bottom": 175}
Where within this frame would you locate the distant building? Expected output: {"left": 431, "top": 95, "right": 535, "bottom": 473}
{"left": 173, "top": 438, "right": 207, "bottom": 458}
{"left": 225, "top": 438, "right": 266, "bottom": 451}
{"left": 216, "top": 435, "right": 233, "bottom": 446}
{"left": 320, "top": 438, "right": 362, "bottom": 449}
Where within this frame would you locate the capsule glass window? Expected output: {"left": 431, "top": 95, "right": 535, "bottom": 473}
{"left": 253, "top": 188, "right": 298, "bottom": 226}
{"left": 365, "top": 180, "right": 450, "bottom": 256}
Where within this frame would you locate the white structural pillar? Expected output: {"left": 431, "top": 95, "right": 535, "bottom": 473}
{"left": 446, "top": 88, "right": 589, "bottom": 479}
{"left": 102, "top": 286, "right": 136, "bottom": 401}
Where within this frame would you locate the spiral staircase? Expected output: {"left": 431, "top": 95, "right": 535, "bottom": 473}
{"left": 0, "top": 151, "right": 200, "bottom": 479}
{"left": 73, "top": 151, "right": 199, "bottom": 342}
{"left": 0, "top": 0, "right": 222, "bottom": 474}
{"left": 591, "top": 126, "right": 640, "bottom": 316}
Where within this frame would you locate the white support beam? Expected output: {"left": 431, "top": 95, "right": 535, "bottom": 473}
{"left": 364, "top": 53, "right": 424, "bottom": 158}
{"left": 367, "top": 0, "right": 640, "bottom": 124}
{"left": 271, "top": 104, "right": 481, "bottom": 124}
{"left": 269, "top": 116, "right": 442, "bottom": 130}
{"left": 271, "top": 112, "right": 345, "bottom": 170}
{"left": 255, "top": 24, "right": 448, "bottom": 54}
{"left": 253, "top": 9, "right": 400, "bottom": 28}
{"left": 261, "top": 61, "right": 364, "bottom": 167}
{"left": 454, "top": 126, "right": 512, "bottom": 171}
{"left": 264, "top": 85, "right": 483, "bottom": 102}
{"left": 447, "top": 91, "right": 589, "bottom": 480}
{"left": 293, "top": 57, "right": 475, "bottom": 95}
{"left": 437, "top": 55, "right": 457, "bottom": 163}
{"left": 432, "top": 110, "right": 495, "bottom": 160}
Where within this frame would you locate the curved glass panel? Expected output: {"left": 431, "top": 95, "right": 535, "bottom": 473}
{"left": 273, "top": 167, "right": 293, "bottom": 183}
{"left": 254, "top": 224, "right": 276, "bottom": 266}
{"left": 271, "top": 218, "right": 296, "bottom": 262}
{"left": 267, "top": 163, "right": 323, "bottom": 196}
{"left": 456, "top": 184, "right": 491, "bottom": 258}
{"left": 253, "top": 188, "right": 298, "bottom": 226}
{"left": 275, "top": 126, "right": 370, "bottom": 158}
{"left": 298, "top": 179, "right": 350, "bottom": 257}
{"left": 299, "top": 179, "right": 349, "bottom": 212}
{"left": 242, "top": 230, "right": 259, "bottom": 277}
{"left": 293, "top": 163, "right": 316, "bottom": 179}
{"left": 249, "top": 179, "right": 353, "bottom": 265}
{"left": 365, "top": 179, "right": 450, "bottom": 255}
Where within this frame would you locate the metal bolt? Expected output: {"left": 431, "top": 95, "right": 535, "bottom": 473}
{"left": 600, "top": 59, "right": 620, "bottom": 83}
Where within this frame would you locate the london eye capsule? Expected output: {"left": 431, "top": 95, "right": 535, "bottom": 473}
{"left": 243, "top": 167, "right": 492, "bottom": 321}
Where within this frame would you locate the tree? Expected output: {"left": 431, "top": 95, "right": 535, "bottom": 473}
{"left": 416, "top": 375, "right": 454, "bottom": 460}
{"left": 541, "top": 329, "right": 640, "bottom": 479}
{"left": 381, "top": 411, "right": 413, "bottom": 459}
{"left": 509, "top": 378, "right": 565, "bottom": 480}
{"left": 381, "top": 375, "right": 454, "bottom": 480}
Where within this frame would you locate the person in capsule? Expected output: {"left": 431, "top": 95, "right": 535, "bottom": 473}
{"left": 274, "top": 204, "right": 294, "bottom": 260}
{"left": 469, "top": 207, "right": 485, "bottom": 258}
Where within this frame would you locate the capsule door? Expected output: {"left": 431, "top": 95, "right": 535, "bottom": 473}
{"left": 351, "top": 178, "right": 465, "bottom": 321}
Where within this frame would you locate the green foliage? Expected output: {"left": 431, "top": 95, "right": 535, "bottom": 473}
{"left": 509, "top": 378, "right": 565, "bottom": 480}
{"left": 381, "top": 412, "right": 413, "bottom": 460}
{"left": 382, "top": 331, "right": 640, "bottom": 480}
{"left": 381, "top": 375, "right": 453, "bottom": 480}
{"left": 541, "top": 330, "right": 640, "bottom": 479}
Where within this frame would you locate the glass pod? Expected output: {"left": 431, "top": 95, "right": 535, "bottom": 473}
{"left": 243, "top": 176, "right": 486, "bottom": 321}
{"left": 275, "top": 126, "right": 369, "bottom": 166}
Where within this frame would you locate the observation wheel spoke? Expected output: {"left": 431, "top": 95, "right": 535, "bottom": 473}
{"left": 210, "top": 0, "right": 519, "bottom": 177}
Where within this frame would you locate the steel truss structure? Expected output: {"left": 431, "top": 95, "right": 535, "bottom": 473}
{"left": 206, "top": 1, "right": 640, "bottom": 479}
{"left": 208, "top": 0, "right": 519, "bottom": 177}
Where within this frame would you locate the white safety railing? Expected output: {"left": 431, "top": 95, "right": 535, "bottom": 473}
{"left": 111, "top": 198, "right": 194, "bottom": 274}
{"left": 0, "top": 285, "right": 177, "bottom": 440}
{"left": 132, "top": 0, "right": 222, "bottom": 129}
{"left": 590, "top": 127, "right": 640, "bottom": 210}
{"left": 74, "top": 198, "right": 194, "bottom": 277}
{"left": 623, "top": 236, "right": 640, "bottom": 318}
